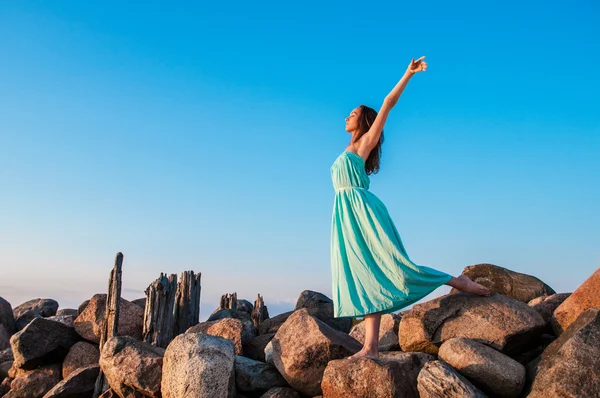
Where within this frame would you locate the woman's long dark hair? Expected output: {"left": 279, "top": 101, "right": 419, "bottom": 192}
{"left": 351, "top": 104, "right": 383, "bottom": 175}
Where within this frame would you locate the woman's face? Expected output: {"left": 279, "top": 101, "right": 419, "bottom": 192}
{"left": 345, "top": 107, "right": 361, "bottom": 133}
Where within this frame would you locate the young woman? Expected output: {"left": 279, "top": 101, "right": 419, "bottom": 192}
{"left": 330, "top": 56, "right": 491, "bottom": 359}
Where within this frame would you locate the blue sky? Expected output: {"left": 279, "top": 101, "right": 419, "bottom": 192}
{"left": 1, "top": 1, "right": 598, "bottom": 320}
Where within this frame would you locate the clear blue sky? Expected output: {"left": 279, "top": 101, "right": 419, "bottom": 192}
{"left": 1, "top": 1, "right": 598, "bottom": 321}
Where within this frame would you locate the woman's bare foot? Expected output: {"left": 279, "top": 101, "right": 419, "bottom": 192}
{"left": 349, "top": 348, "right": 379, "bottom": 359}
{"left": 451, "top": 275, "right": 492, "bottom": 296}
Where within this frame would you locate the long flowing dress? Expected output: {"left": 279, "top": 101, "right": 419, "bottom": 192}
{"left": 330, "top": 151, "right": 453, "bottom": 318}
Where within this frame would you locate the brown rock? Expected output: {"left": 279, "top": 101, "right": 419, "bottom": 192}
{"left": 235, "top": 355, "right": 288, "bottom": 395}
{"left": 259, "top": 311, "right": 293, "bottom": 335}
{"left": 528, "top": 293, "right": 571, "bottom": 328}
{"left": 77, "top": 300, "right": 89, "bottom": 316}
{"left": 44, "top": 365, "right": 99, "bottom": 397}
{"left": 295, "top": 290, "right": 352, "bottom": 333}
{"left": 438, "top": 338, "right": 525, "bottom": 398}
{"left": 0, "top": 298, "right": 16, "bottom": 337}
{"left": 0, "top": 361, "right": 12, "bottom": 381}
{"left": 6, "top": 363, "right": 61, "bottom": 398}
{"left": 551, "top": 268, "right": 600, "bottom": 335}
{"left": 62, "top": 341, "right": 100, "bottom": 379}
{"left": 12, "top": 299, "right": 58, "bottom": 320}
{"left": 260, "top": 387, "right": 301, "bottom": 398}
{"left": 74, "top": 294, "right": 143, "bottom": 344}
{"left": 528, "top": 308, "right": 600, "bottom": 397}
{"left": 161, "top": 333, "right": 236, "bottom": 398}
{"left": 417, "top": 360, "right": 487, "bottom": 398}
{"left": 0, "top": 378, "right": 12, "bottom": 396}
{"left": 10, "top": 318, "right": 79, "bottom": 369}
{"left": 450, "top": 264, "right": 555, "bottom": 303}
{"left": 399, "top": 292, "right": 545, "bottom": 355}
{"left": 186, "top": 318, "right": 245, "bottom": 355}
{"left": 271, "top": 308, "right": 362, "bottom": 396}
{"left": 56, "top": 309, "right": 78, "bottom": 317}
{"left": 321, "top": 353, "right": 433, "bottom": 398}
{"left": 99, "top": 336, "right": 164, "bottom": 398}
{"left": 349, "top": 313, "right": 401, "bottom": 352}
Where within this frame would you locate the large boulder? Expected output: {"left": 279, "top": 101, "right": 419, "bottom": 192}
{"left": 528, "top": 293, "right": 571, "bottom": 325}
{"left": 161, "top": 332, "right": 236, "bottom": 398}
{"left": 295, "top": 290, "right": 352, "bottom": 333}
{"left": 450, "top": 264, "right": 555, "bottom": 303}
{"left": 44, "top": 365, "right": 99, "bottom": 398}
{"left": 12, "top": 299, "right": 59, "bottom": 331}
{"left": 5, "top": 363, "right": 61, "bottom": 398}
{"left": 62, "top": 341, "right": 100, "bottom": 379}
{"left": 321, "top": 353, "right": 433, "bottom": 398}
{"left": 399, "top": 292, "right": 545, "bottom": 355}
{"left": 206, "top": 309, "right": 257, "bottom": 344}
{"left": 528, "top": 308, "right": 600, "bottom": 397}
{"left": 417, "top": 360, "right": 487, "bottom": 398}
{"left": 270, "top": 308, "right": 362, "bottom": 396}
{"left": 234, "top": 356, "right": 288, "bottom": 395}
{"left": 438, "top": 338, "right": 525, "bottom": 398}
{"left": 186, "top": 318, "right": 245, "bottom": 355}
{"left": 10, "top": 317, "right": 79, "bottom": 369}
{"left": 99, "top": 336, "right": 164, "bottom": 398}
{"left": 73, "top": 294, "right": 143, "bottom": 344}
{"left": 258, "top": 311, "right": 293, "bottom": 335}
{"left": 551, "top": 268, "right": 600, "bottom": 335}
{"left": 349, "top": 313, "right": 401, "bottom": 352}
{"left": 0, "top": 298, "right": 16, "bottom": 337}
{"left": 244, "top": 333, "right": 275, "bottom": 362}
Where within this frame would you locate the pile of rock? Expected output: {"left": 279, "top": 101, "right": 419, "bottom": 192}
{"left": 0, "top": 264, "right": 599, "bottom": 398}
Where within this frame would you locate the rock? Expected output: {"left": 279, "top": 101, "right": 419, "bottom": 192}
{"left": 321, "top": 352, "right": 433, "bottom": 398}
{"left": 244, "top": 333, "right": 275, "bottom": 362}
{"left": 6, "top": 363, "right": 61, "bottom": 398}
{"left": 43, "top": 365, "right": 99, "bottom": 398}
{"left": 260, "top": 387, "right": 301, "bottom": 397}
{"left": 98, "top": 389, "right": 117, "bottom": 398}
{"left": 0, "top": 327, "right": 10, "bottom": 351}
{"left": 0, "top": 377, "right": 12, "bottom": 396}
{"left": 10, "top": 317, "right": 79, "bottom": 369}
{"left": 270, "top": 308, "right": 362, "bottom": 396}
{"left": 235, "top": 356, "right": 288, "bottom": 394}
{"left": 46, "top": 316, "right": 75, "bottom": 328}
{"left": 399, "top": 292, "right": 545, "bottom": 355}
{"left": 0, "top": 361, "right": 12, "bottom": 381}
{"left": 99, "top": 336, "right": 164, "bottom": 398}
{"left": 349, "top": 313, "right": 401, "bottom": 351}
{"left": 237, "top": 299, "right": 254, "bottom": 314}
{"left": 264, "top": 340, "right": 274, "bottom": 365}
{"left": 450, "top": 264, "right": 555, "bottom": 303}
{"left": 438, "top": 338, "right": 525, "bottom": 398}
{"left": 0, "top": 349, "right": 12, "bottom": 364}
{"left": 77, "top": 300, "right": 89, "bottom": 315}
{"left": 0, "top": 298, "right": 16, "bottom": 336}
{"left": 62, "top": 341, "right": 100, "bottom": 379}
{"left": 131, "top": 298, "right": 146, "bottom": 310}
{"left": 206, "top": 309, "right": 257, "bottom": 344}
{"left": 55, "top": 309, "right": 78, "bottom": 317}
{"left": 528, "top": 293, "right": 571, "bottom": 331}
{"left": 13, "top": 311, "right": 41, "bottom": 332}
{"left": 74, "top": 294, "right": 143, "bottom": 344}
{"left": 186, "top": 318, "right": 245, "bottom": 355}
{"left": 551, "top": 268, "right": 600, "bottom": 335}
{"left": 259, "top": 311, "right": 293, "bottom": 335}
{"left": 417, "top": 360, "right": 487, "bottom": 398}
{"left": 162, "top": 332, "right": 235, "bottom": 398}
{"left": 528, "top": 308, "right": 600, "bottom": 397}
{"left": 12, "top": 299, "right": 58, "bottom": 320}
{"left": 295, "top": 290, "right": 352, "bottom": 333}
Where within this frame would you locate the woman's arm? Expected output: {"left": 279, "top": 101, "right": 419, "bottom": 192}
{"left": 357, "top": 57, "right": 428, "bottom": 154}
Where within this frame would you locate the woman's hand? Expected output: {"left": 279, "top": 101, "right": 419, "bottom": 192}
{"left": 406, "top": 56, "right": 428, "bottom": 75}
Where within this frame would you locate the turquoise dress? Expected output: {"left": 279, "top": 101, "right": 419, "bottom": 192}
{"left": 330, "top": 151, "right": 453, "bottom": 318}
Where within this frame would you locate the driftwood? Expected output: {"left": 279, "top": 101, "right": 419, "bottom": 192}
{"left": 220, "top": 292, "right": 238, "bottom": 310}
{"left": 174, "top": 270, "right": 202, "bottom": 336}
{"left": 93, "top": 252, "right": 123, "bottom": 398}
{"left": 251, "top": 293, "right": 269, "bottom": 328}
{"left": 143, "top": 273, "right": 178, "bottom": 348}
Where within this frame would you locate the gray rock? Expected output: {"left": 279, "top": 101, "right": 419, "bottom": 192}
{"left": 43, "top": 365, "right": 99, "bottom": 398}
{"left": 295, "top": 290, "right": 352, "bottom": 333}
{"left": 417, "top": 360, "right": 487, "bottom": 398}
{"left": 438, "top": 338, "right": 525, "bottom": 398}
{"left": 244, "top": 332, "right": 275, "bottom": 362}
{"left": 12, "top": 299, "right": 58, "bottom": 331}
{"left": 260, "top": 387, "right": 301, "bottom": 398}
{"left": 0, "top": 298, "right": 16, "bottom": 336}
{"left": 56, "top": 309, "right": 78, "bottom": 317}
{"left": 234, "top": 356, "right": 288, "bottom": 394}
{"left": 259, "top": 311, "right": 293, "bottom": 335}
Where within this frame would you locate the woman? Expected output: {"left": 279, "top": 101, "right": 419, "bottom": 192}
{"left": 330, "top": 56, "right": 491, "bottom": 359}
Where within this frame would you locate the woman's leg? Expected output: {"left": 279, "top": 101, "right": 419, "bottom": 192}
{"left": 446, "top": 275, "right": 492, "bottom": 296}
{"left": 349, "top": 311, "right": 381, "bottom": 359}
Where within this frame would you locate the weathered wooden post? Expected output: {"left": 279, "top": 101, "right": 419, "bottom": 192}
{"left": 219, "top": 292, "right": 238, "bottom": 310}
{"left": 174, "top": 270, "right": 201, "bottom": 335}
{"left": 93, "top": 252, "right": 123, "bottom": 398}
{"left": 143, "top": 273, "right": 178, "bottom": 348}
{"left": 251, "top": 293, "right": 269, "bottom": 328}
